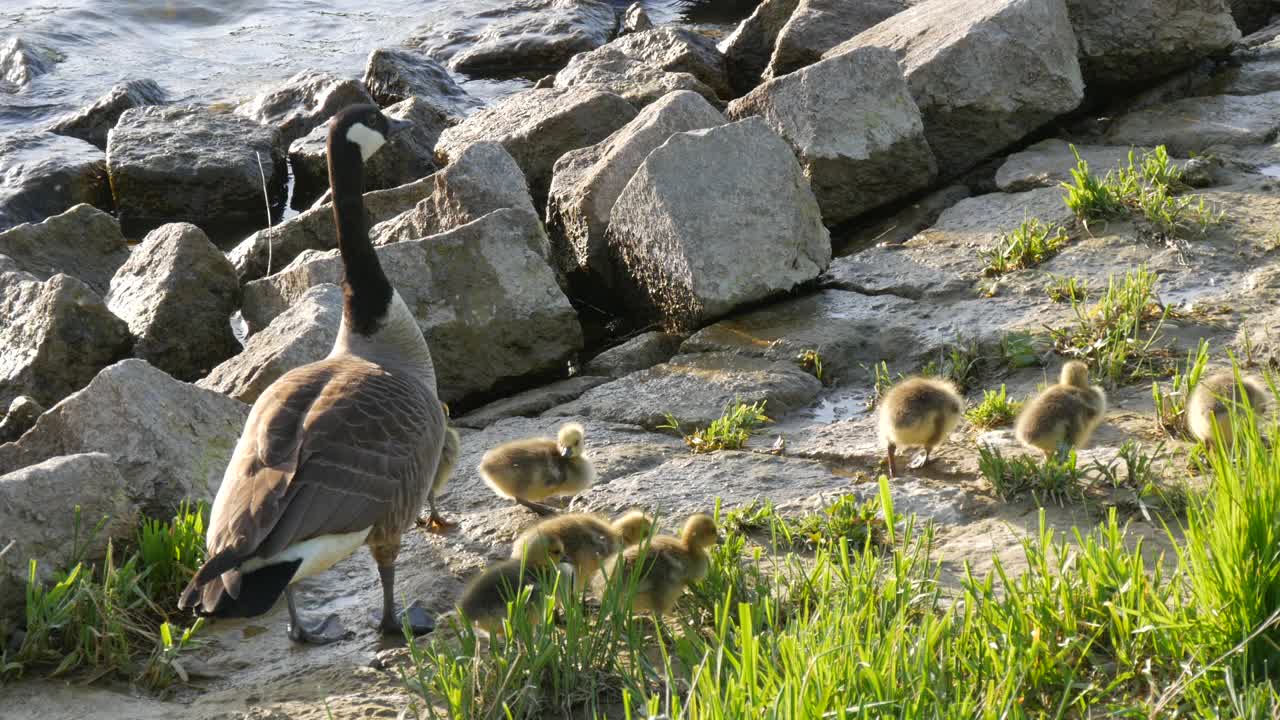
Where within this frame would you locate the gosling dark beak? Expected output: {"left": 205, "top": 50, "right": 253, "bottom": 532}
{"left": 559, "top": 446, "right": 573, "bottom": 459}
{"left": 387, "top": 117, "right": 413, "bottom": 136}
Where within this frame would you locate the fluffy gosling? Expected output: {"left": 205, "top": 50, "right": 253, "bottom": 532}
{"left": 512, "top": 510, "right": 652, "bottom": 594}
{"left": 418, "top": 426, "right": 460, "bottom": 531}
{"left": 1187, "top": 372, "right": 1269, "bottom": 449}
{"left": 478, "top": 422, "right": 596, "bottom": 515}
{"left": 878, "top": 377, "right": 963, "bottom": 478}
{"left": 607, "top": 513, "right": 717, "bottom": 619}
{"left": 458, "top": 534, "right": 566, "bottom": 635}
{"left": 1015, "top": 361, "right": 1107, "bottom": 460}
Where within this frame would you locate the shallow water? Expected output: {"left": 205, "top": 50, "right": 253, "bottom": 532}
{"left": 0, "top": 0, "right": 753, "bottom": 133}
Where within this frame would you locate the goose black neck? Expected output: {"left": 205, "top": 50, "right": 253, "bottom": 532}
{"left": 328, "top": 135, "right": 392, "bottom": 337}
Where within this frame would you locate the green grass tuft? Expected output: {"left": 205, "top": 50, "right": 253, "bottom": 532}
{"left": 977, "top": 444, "right": 1084, "bottom": 504}
{"left": 1050, "top": 265, "right": 1174, "bottom": 386}
{"left": 981, "top": 217, "right": 1069, "bottom": 276}
{"left": 1045, "top": 274, "right": 1090, "bottom": 304}
{"left": 1152, "top": 338, "right": 1210, "bottom": 438}
{"left": 660, "top": 401, "right": 772, "bottom": 453}
{"left": 1062, "top": 144, "right": 1223, "bottom": 237}
{"left": 795, "top": 348, "right": 825, "bottom": 383}
{"left": 965, "top": 384, "right": 1023, "bottom": 429}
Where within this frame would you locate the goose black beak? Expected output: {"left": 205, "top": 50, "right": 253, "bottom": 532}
{"left": 387, "top": 117, "right": 414, "bottom": 136}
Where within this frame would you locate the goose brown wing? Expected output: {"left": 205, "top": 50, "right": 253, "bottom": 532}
{"left": 207, "top": 357, "right": 441, "bottom": 562}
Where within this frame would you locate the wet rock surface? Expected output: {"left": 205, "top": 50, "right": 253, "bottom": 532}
{"left": 994, "top": 139, "right": 1178, "bottom": 192}
{"left": 197, "top": 284, "right": 342, "bottom": 404}
{"left": 583, "top": 331, "right": 685, "bottom": 378}
{"left": 0, "top": 204, "right": 129, "bottom": 295}
{"left": 361, "top": 47, "right": 479, "bottom": 116}
{"left": 104, "top": 223, "right": 240, "bottom": 382}
{"left": 234, "top": 70, "right": 374, "bottom": 146}
{"left": 106, "top": 105, "right": 286, "bottom": 237}
{"left": 1104, "top": 92, "right": 1280, "bottom": 155}
{"left": 48, "top": 78, "right": 165, "bottom": 149}
{"left": 0, "top": 132, "right": 110, "bottom": 232}
{"left": 0, "top": 36, "right": 56, "bottom": 92}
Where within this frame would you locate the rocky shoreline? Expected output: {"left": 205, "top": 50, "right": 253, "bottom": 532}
{"left": 3, "top": 0, "right": 1280, "bottom": 717}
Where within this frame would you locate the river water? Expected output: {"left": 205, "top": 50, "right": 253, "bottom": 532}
{"left": 0, "top": 0, "right": 753, "bottom": 134}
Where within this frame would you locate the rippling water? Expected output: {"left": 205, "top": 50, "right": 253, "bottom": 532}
{"left": 0, "top": 0, "right": 753, "bottom": 133}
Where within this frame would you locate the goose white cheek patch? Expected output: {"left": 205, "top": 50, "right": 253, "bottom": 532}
{"left": 347, "top": 122, "right": 387, "bottom": 161}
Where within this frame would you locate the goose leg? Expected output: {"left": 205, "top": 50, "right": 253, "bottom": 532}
{"left": 516, "top": 498, "right": 559, "bottom": 516}
{"left": 885, "top": 442, "right": 898, "bottom": 479}
{"left": 286, "top": 589, "right": 347, "bottom": 644}
{"left": 370, "top": 544, "right": 434, "bottom": 636}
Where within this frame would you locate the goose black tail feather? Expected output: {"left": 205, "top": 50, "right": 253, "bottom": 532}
{"left": 185, "top": 560, "right": 302, "bottom": 619}
{"left": 178, "top": 549, "right": 243, "bottom": 611}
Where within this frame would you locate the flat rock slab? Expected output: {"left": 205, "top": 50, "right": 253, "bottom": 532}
{"left": 583, "top": 331, "right": 684, "bottom": 377}
{"left": 0, "top": 132, "right": 110, "bottom": 232}
{"left": 107, "top": 105, "right": 286, "bottom": 237}
{"left": 361, "top": 47, "right": 480, "bottom": 117}
{"left": 234, "top": 70, "right": 374, "bottom": 146}
{"left": 48, "top": 78, "right": 166, "bottom": 150}
{"left": 198, "top": 284, "right": 342, "bottom": 404}
{"left": 828, "top": 0, "right": 1084, "bottom": 178}
{"left": 1105, "top": 92, "right": 1280, "bottom": 155}
{"left": 0, "top": 203, "right": 128, "bottom": 295}
{"left": 0, "top": 359, "right": 249, "bottom": 510}
{"left": 454, "top": 375, "right": 612, "bottom": 429}
{"left": 606, "top": 117, "right": 831, "bottom": 331}
{"left": 995, "top": 139, "right": 1183, "bottom": 192}
{"left": 729, "top": 44, "right": 935, "bottom": 225}
{"left": 545, "top": 351, "right": 823, "bottom": 430}
{"left": 242, "top": 209, "right": 581, "bottom": 403}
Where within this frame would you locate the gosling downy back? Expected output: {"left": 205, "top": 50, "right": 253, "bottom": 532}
{"left": 477, "top": 421, "right": 596, "bottom": 504}
{"left": 1015, "top": 361, "right": 1106, "bottom": 457}
{"left": 1187, "top": 371, "right": 1269, "bottom": 447}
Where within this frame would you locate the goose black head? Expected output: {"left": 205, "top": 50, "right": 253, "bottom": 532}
{"left": 328, "top": 104, "right": 413, "bottom": 163}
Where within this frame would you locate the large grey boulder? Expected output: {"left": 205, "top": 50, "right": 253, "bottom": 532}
{"left": 622, "top": 3, "right": 654, "bottom": 34}
{"left": 0, "top": 395, "right": 43, "bottom": 443}
{"left": 1065, "top": 0, "right": 1240, "bottom": 90}
{"left": 0, "top": 269, "right": 132, "bottom": 410}
{"left": 552, "top": 45, "right": 720, "bottom": 107}
{"left": 229, "top": 177, "right": 435, "bottom": 284}
{"left": 0, "top": 132, "right": 110, "bottom": 232}
{"left": 361, "top": 47, "right": 480, "bottom": 117}
{"left": 242, "top": 209, "right": 582, "bottom": 403}
{"left": 407, "top": 0, "right": 619, "bottom": 76}
{"left": 106, "top": 105, "right": 286, "bottom": 236}
{"left": 48, "top": 79, "right": 166, "bottom": 149}
{"left": 763, "top": 0, "right": 907, "bottom": 80}
{"left": 198, "top": 284, "right": 342, "bottom": 404}
{"left": 0, "top": 454, "right": 140, "bottom": 623}
{"left": 728, "top": 45, "right": 935, "bottom": 225}
{"left": 0, "top": 204, "right": 128, "bottom": 295}
{"left": 1104, "top": 92, "right": 1280, "bottom": 154}
{"left": 605, "top": 117, "right": 831, "bottom": 331}
{"left": 826, "top": 0, "right": 1084, "bottom": 178}
{"left": 0, "top": 359, "right": 249, "bottom": 509}
{"left": 0, "top": 37, "right": 55, "bottom": 91}
{"left": 719, "top": 0, "right": 802, "bottom": 96}
{"left": 546, "top": 90, "right": 725, "bottom": 284}
{"left": 288, "top": 95, "right": 450, "bottom": 205}
{"left": 105, "top": 223, "right": 240, "bottom": 381}
{"left": 371, "top": 141, "right": 537, "bottom": 246}
{"left": 435, "top": 87, "right": 638, "bottom": 205}
{"left": 606, "top": 28, "right": 732, "bottom": 102}
{"left": 235, "top": 70, "right": 374, "bottom": 145}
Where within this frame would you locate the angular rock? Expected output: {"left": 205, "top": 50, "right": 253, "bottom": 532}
{"left": 1065, "top": 0, "right": 1240, "bottom": 90}
{"left": 547, "top": 90, "right": 725, "bottom": 283}
{"left": 106, "top": 105, "right": 286, "bottom": 237}
{"left": 607, "top": 27, "right": 732, "bottom": 102}
{"left": 198, "top": 284, "right": 342, "bottom": 404}
{"left": 48, "top": 79, "right": 166, "bottom": 149}
{"left": 1230, "top": 0, "right": 1271, "bottom": 34}
{"left": 436, "top": 87, "right": 637, "bottom": 206}
{"left": 0, "top": 395, "right": 43, "bottom": 443}
{"left": 361, "top": 47, "right": 480, "bottom": 117}
{"left": 719, "top": 0, "right": 801, "bottom": 96}
{"left": 1105, "top": 92, "right": 1280, "bottom": 155}
{"left": 606, "top": 117, "right": 831, "bottom": 331}
{"left": 0, "top": 132, "right": 110, "bottom": 232}
{"left": 0, "top": 359, "right": 250, "bottom": 510}
{"left": 288, "top": 95, "right": 450, "bottom": 206}
{"left": 0, "top": 454, "right": 140, "bottom": 622}
{"left": 763, "top": 0, "right": 907, "bottom": 80}
{"left": 371, "top": 141, "right": 537, "bottom": 246}
{"left": 547, "top": 352, "right": 823, "bottom": 430}
{"left": 582, "top": 331, "right": 684, "bottom": 377}
{"left": 622, "top": 3, "right": 654, "bottom": 34}
{"left": 552, "top": 45, "right": 720, "bottom": 107}
{"left": 0, "top": 37, "right": 55, "bottom": 91}
{"left": 827, "top": 0, "right": 1084, "bottom": 178}
{"left": 0, "top": 203, "right": 128, "bottom": 295}
{"left": 454, "top": 376, "right": 612, "bottom": 429}
{"left": 0, "top": 269, "right": 132, "bottom": 410}
{"left": 235, "top": 70, "right": 374, "bottom": 145}
{"left": 728, "top": 45, "right": 935, "bottom": 225}
{"left": 105, "top": 223, "right": 240, "bottom": 381}
{"left": 407, "top": 0, "right": 619, "bottom": 76}
{"left": 242, "top": 209, "right": 582, "bottom": 403}
{"left": 229, "top": 177, "right": 435, "bottom": 283}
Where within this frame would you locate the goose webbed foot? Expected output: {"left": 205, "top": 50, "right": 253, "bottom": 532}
{"left": 286, "top": 590, "right": 348, "bottom": 644}
{"left": 908, "top": 449, "right": 931, "bottom": 470}
{"left": 516, "top": 498, "right": 559, "bottom": 516}
{"left": 373, "top": 599, "right": 435, "bottom": 636}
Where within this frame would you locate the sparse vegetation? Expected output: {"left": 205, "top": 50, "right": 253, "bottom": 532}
{"left": 999, "top": 330, "right": 1043, "bottom": 369}
{"left": 919, "top": 338, "right": 983, "bottom": 393}
{"left": 981, "top": 217, "right": 1069, "bottom": 275}
{"left": 720, "top": 495, "right": 889, "bottom": 553}
{"left": 1062, "top": 144, "right": 1223, "bottom": 237}
{"left": 965, "top": 384, "right": 1023, "bottom": 429}
{"left": 978, "top": 443, "right": 1085, "bottom": 503}
{"left": 660, "top": 401, "right": 772, "bottom": 453}
{"left": 1153, "top": 339, "right": 1211, "bottom": 437}
{"left": 795, "top": 348, "right": 825, "bottom": 383}
{"left": 1045, "top": 273, "right": 1090, "bottom": 304}
{"left": 1050, "top": 265, "right": 1173, "bottom": 386}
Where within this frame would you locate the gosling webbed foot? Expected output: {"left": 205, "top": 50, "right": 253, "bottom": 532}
{"left": 416, "top": 511, "right": 458, "bottom": 533}
{"left": 516, "top": 498, "right": 560, "bottom": 516}
{"left": 287, "top": 613, "right": 348, "bottom": 645}
{"left": 908, "top": 450, "right": 931, "bottom": 470}
{"left": 372, "top": 599, "right": 435, "bottom": 636}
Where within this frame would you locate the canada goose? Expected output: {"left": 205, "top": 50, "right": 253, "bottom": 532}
{"left": 878, "top": 377, "right": 963, "bottom": 478}
{"left": 418, "top": 425, "right": 460, "bottom": 531}
{"left": 608, "top": 513, "right": 717, "bottom": 618}
{"left": 478, "top": 422, "right": 596, "bottom": 515}
{"left": 459, "top": 534, "right": 567, "bottom": 635}
{"left": 178, "top": 105, "right": 446, "bottom": 644}
{"left": 511, "top": 510, "right": 652, "bottom": 594}
{"left": 1015, "top": 361, "right": 1107, "bottom": 460}
{"left": 1187, "top": 371, "right": 1269, "bottom": 449}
